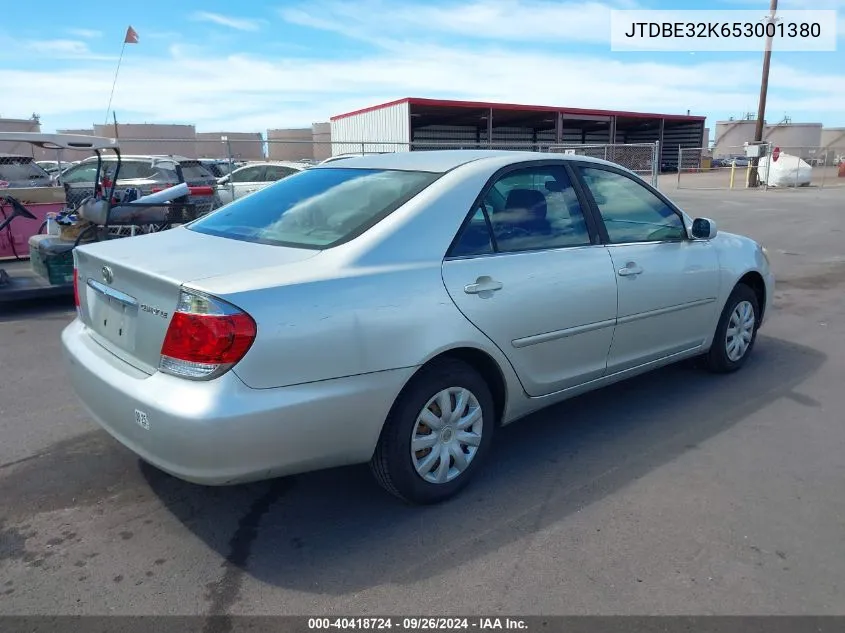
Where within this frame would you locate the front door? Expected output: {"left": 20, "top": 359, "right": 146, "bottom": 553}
{"left": 442, "top": 164, "right": 618, "bottom": 397}
{"left": 575, "top": 165, "right": 721, "bottom": 373}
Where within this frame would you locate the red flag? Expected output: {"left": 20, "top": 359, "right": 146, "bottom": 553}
{"left": 124, "top": 26, "right": 139, "bottom": 44}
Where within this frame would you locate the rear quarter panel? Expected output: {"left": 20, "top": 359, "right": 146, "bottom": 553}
{"left": 193, "top": 262, "right": 522, "bottom": 396}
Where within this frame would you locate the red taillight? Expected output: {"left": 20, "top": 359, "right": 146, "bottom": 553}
{"left": 159, "top": 290, "right": 256, "bottom": 380}
{"left": 73, "top": 268, "right": 80, "bottom": 309}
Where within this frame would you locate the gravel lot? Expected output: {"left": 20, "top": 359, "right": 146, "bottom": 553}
{"left": 1, "top": 183, "right": 844, "bottom": 618}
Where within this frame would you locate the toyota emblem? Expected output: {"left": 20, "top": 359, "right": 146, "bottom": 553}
{"left": 102, "top": 266, "right": 114, "bottom": 284}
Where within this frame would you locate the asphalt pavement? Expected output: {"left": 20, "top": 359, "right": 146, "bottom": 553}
{"left": 1, "top": 184, "right": 844, "bottom": 617}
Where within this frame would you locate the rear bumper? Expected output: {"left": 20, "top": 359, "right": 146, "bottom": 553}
{"left": 61, "top": 319, "right": 414, "bottom": 485}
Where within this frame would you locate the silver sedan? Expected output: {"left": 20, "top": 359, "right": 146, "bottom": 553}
{"left": 62, "top": 150, "right": 775, "bottom": 504}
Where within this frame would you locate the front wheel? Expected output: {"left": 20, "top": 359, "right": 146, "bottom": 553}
{"left": 705, "top": 283, "right": 760, "bottom": 373}
{"left": 370, "top": 359, "right": 496, "bottom": 504}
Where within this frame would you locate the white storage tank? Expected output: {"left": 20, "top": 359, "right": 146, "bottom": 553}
{"left": 713, "top": 120, "right": 758, "bottom": 158}
{"left": 819, "top": 127, "right": 845, "bottom": 166}
{"left": 764, "top": 123, "right": 822, "bottom": 160}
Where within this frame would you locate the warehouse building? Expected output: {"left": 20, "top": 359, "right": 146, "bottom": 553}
{"left": 0, "top": 116, "right": 41, "bottom": 156}
{"left": 197, "top": 131, "right": 265, "bottom": 160}
{"left": 330, "top": 97, "right": 706, "bottom": 170}
{"left": 267, "top": 122, "right": 332, "bottom": 161}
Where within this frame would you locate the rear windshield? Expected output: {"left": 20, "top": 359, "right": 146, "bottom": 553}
{"left": 189, "top": 167, "right": 440, "bottom": 248}
{"left": 177, "top": 162, "right": 216, "bottom": 181}
{"left": 0, "top": 159, "right": 51, "bottom": 182}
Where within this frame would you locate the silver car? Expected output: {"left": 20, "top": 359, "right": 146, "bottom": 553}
{"left": 215, "top": 161, "right": 308, "bottom": 205}
{"left": 62, "top": 150, "right": 775, "bottom": 504}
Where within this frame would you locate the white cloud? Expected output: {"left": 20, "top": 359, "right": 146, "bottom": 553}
{"left": 67, "top": 28, "right": 103, "bottom": 39}
{"left": 1, "top": 0, "right": 841, "bottom": 132}
{"left": 190, "top": 11, "right": 265, "bottom": 32}
{"left": 1, "top": 37, "right": 114, "bottom": 61}
{"left": 27, "top": 39, "right": 91, "bottom": 56}
{"left": 3, "top": 39, "right": 842, "bottom": 133}
{"left": 280, "top": 0, "right": 638, "bottom": 45}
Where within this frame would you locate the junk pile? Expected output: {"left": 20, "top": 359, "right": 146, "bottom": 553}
{"left": 757, "top": 151, "right": 813, "bottom": 187}
{"left": 28, "top": 182, "right": 190, "bottom": 286}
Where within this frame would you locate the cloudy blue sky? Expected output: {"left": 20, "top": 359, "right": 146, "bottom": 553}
{"left": 0, "top": 0, "right": 842, "bottom": 133}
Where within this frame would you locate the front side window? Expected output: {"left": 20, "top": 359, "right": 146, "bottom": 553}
{"left": 578, "top": 167, "right": 686, "bottom": 243}
{"left": 231, "top": 166, "right": 265, "bottom": 183}
{"left": 451, "top": 165, "right": 592, "bottom": 256}
{"left": 189, "top": 167, "right": 440, "bottom": 249}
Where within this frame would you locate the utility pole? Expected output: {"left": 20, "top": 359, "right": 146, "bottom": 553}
{"left": 750, "top": 0, "right": 778, "bottom": 187}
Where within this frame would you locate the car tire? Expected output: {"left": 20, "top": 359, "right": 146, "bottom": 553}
{"left": 370, "top": 358, "right": 496, "bottom": 505}
{"left": 705, "top": 283, "right": 760, "bottom": 374}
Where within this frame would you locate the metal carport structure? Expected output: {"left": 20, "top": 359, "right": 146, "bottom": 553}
{"left": 330, "top": 98, "right": 707, "bottom": 171}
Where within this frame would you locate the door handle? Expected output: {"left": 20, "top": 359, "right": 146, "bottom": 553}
{"left": 464, "top": 276, "right": 503, "bottom": 295}
{"left": 618, "top": 263, "right": 643, "bottom": 277}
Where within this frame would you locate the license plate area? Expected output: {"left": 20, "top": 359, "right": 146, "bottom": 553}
{"left": 86, "top": 279, "right": 138, "bottom": 350}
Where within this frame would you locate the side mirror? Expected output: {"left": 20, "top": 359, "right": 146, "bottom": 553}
{"left": 691, "top": 217, "right": 718, "bottom": 239}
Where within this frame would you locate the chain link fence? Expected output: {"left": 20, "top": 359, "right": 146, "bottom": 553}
{"left": 548, "top": 143, "right": 660, "bottom": 187}
{"left": 678, "top": 144, "right": 845, "bottom": 190}
{"left": 2, "top": 138, "right": 671, "bottom": 222}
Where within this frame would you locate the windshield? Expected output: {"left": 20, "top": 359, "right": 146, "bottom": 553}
{"left": 189, "top": 167, "right": 440, "bottom": 249}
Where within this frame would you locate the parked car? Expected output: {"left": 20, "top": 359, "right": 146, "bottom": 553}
{"left": 319, "top": 152, "right": 389, "bottom": 165}
{"left": 63, "top": 150, "right": 774, "bottom": 504}
{"left": 216, "top": 161, "right": 308, "bottom": 205}
{"left": 728, "top": 156, "right": 749, "bottom": 167}
{"left": 0, "top": 155, "right": 54, "bottom": 188}
{"left": 36, "top": 160, "right": 78, "bottom": 176}
{"left": 59, "top": 155, "right": 220, "bottom": 215}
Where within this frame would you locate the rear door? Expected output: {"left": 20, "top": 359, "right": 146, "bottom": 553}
{"left": 442, "top": 163, "right": 618, "bottom": 397}
{"left": 231, "top": 165, "right": 268, "bottom": 199}
{"left": 573, "top": 164, "right": 721, "bottom": 373}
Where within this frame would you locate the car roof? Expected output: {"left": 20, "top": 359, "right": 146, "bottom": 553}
{"left": 77, "top": 154, "right": 199, "bottom": 162}
{"left": 232, "top": 161, "right": 307, "bottom": 170}
{"left": 312, "top": 149, "right": 613, "bottom": 173}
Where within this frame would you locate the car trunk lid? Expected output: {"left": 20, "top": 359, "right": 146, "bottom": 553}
{"left": 74, "top": 227, "right": 320, "bottom": 374}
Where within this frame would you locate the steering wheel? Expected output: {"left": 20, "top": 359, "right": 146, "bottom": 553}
{"left": 496, "top": 225, "right": 533, "bottom": 241}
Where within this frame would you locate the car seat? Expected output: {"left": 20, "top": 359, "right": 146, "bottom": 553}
{"left": 504, "top": 188, "right": 551, "bottom": 234}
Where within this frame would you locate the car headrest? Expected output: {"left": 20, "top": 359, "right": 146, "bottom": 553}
{"left": 505, "top": 188, "right": 547, "bottom": 219}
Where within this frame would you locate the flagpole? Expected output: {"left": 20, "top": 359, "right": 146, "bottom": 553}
{"left": 104, "top": 39, "right": 128, "bottom": 126}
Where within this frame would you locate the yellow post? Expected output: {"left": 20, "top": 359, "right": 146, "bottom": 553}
{"left": 745, "top": 164, "right": 752, "bottom": 188}
{"left": 729, "top": 162, "right": 736, "bottom": 189}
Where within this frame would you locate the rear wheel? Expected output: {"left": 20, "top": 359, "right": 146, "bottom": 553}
{"left": 370, "top": 359, "right": 495, "bottom": 504}
{"left": 705, "top": 283, "right": 760, "bottom": 373}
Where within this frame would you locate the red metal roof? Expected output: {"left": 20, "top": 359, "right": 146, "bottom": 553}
{"left": 330, "top": 97, "right": 706, "bottom": 122}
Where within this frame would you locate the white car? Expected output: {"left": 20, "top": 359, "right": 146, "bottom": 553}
{"left": 216, "top": 161, "right": 308, "bottom": 205}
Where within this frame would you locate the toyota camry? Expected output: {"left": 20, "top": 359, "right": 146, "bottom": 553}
{"left": 62, "top": 150, "right": 774, "bottom": 504}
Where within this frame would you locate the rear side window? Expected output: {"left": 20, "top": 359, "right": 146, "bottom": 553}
{"left": 178, "top": 162, "right": 216, "bottom": 181}
{"left": 0, "top": 159, "right": 50, "bottom": 182}
{"left": 189, "top": 167, "right": 440, "bottom": 249}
